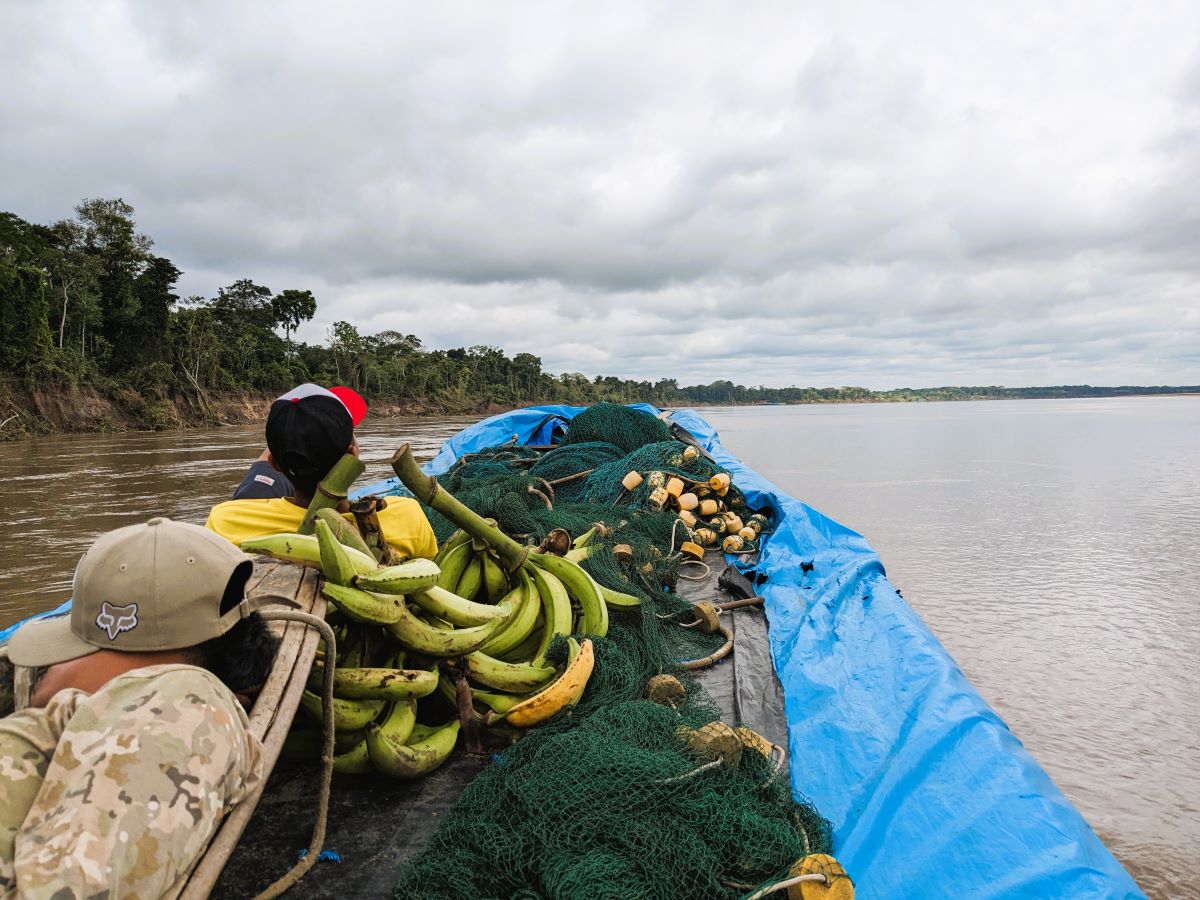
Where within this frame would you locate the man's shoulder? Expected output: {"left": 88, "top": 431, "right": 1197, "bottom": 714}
{"left": 206, "top": 498, "right": 303, "bottom": 543}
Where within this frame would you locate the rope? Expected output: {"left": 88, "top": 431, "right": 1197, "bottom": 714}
{"left": 653, "top": 758, "right": 723, "bottom": 785}
{"left": 739, "top": 872, "right": 830, "bottom": 899}
{"left": 679, "top": 625, "right": 734, "bottom": 670}
{"left": 677, "top": 559, "right": 711, "bottom": 581}
{"left": 252, "top": 609, "right": 337, "bottom": 900}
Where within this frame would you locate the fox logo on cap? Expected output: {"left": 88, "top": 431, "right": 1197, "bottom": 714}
{"left": 96, "top": 602, "right": 139, "bottom": 641}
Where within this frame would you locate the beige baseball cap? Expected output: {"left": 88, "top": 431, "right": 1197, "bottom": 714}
{"left": 8, "top": 517, "right": 265, "bottom": 668}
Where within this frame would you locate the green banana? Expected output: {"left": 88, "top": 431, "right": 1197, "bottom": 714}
{"left": 316, "top": 518, "right": 359, "bottom": 586}
{"left": 434, "top": 529, "right": 472, "bottom": 565}
{"left": 465, "top": 650, "right": 555, "bottom": 693}
{"left": 353, "top": 557, "right": 441, "bottom": 594}
{"left": 527, "top": 564, "right": 573, "bottom": 666}
{"left": 408, "top": 585, "right": 510, "bottom": 628}
{"left": 481, "top": 551, "right": 509, "bottom": 602}
{"left": 531, "top": 551, "right": 609, "bottom": 637}
{"left": 320, "top": 582, "right": 404, "bottom": 625}
{"left": 434, "top": 541, "right": 473, "bottom": 591}
{"left": 299, "top": 689, "right": 386, "bottom": 731}
{"left": 281, "top": 727, "right": 367, "bottom": 760}
{"left": 455, "top": 553, "right": 483, "bottom": 601}
{"left": 598, "top": 582, "right": 641, "bottom": 610}
{"left": 366, "top": 719, "right": 461, "bottom": 780}
{"left": 479, "top": 570, "right": 540, "bottom": 657}
{"left": 437, "top": 672, "right": 527, "bottom": 715}
{"left": 375, "top": 698, "right": 418, "bottom": 747}
{"left": 384, "top": 598, "right": 501, "bottom": 656}
{"left": 240, "top": 532, "right": 377, "bottom": 574}
{"left": 494, "top": 627, "right": 543, "bottom": 664}
{"left": 314, "top": 507, "right": 374, "bottom": 558}
{"left": 309, "top": 664, "right": 439, "bottom": 701}
{"left": 332, "top": 738, "right": 374, "bottom": 775}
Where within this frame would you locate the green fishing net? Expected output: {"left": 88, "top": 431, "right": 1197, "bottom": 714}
{"left": 385, "top": 404, "right": 832, "bottom": 899}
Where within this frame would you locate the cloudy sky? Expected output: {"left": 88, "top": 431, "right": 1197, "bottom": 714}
{"left": 2, "top": 1, "right": 1197, "bottom": 389}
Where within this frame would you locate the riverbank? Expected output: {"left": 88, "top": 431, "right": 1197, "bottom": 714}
{"left": 3, "top": 381, "right": 1197, "bottom": 442}
{"left": 0, "top": 383, "right": 514, "bottom": 441}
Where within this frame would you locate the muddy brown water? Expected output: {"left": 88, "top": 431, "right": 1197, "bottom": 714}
{"left": 1, "top": 398, "right": 1195, "bottom": 898}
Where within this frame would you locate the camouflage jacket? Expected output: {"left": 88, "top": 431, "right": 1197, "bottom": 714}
{"left": 0, "top": 664, "right": 264, "bottom": 899}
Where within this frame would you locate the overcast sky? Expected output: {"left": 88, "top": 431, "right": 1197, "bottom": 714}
{"left": 1, "top": 1, "right": 1197, "bottom": 389}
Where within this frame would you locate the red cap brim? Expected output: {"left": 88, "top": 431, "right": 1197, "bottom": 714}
{"left": 328, "top": 386, "right": 367, "bottom": 425}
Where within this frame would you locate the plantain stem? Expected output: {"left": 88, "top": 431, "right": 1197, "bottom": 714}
{"left": 298, "top": 454, "right": 367, "bottom": 535}
{"left": 390, "top": 444, "right": 529, "bottom": 572}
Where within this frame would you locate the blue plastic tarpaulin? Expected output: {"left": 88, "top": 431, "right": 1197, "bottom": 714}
{"left": 362, "top": 403, "right": 1144, "bottom": 900}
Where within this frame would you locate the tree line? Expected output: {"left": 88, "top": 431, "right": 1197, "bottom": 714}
{"left": 2, "top": 199, "right": 1194, "bottom": 422}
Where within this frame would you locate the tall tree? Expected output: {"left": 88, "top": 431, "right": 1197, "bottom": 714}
{"left": 271, "top": 288, "right": 317, "bottom": 349}
{"left": 75, "top": 198, "right": 151, "bottom": 367}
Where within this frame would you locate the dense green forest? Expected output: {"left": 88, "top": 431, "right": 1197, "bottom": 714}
{"left": 1, "top": 199, "right": 1194, "bottom": 434}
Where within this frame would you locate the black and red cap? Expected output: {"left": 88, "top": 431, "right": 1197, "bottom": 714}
{"left": 265, "top": 384, "right": 367, "bottom": 490}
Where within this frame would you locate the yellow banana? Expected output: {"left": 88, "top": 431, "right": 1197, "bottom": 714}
{"left": 527, "top": 564, "right": 572, "bottom": 666}
{"left": 434, "top": 541, "right": 473, "bottom": 591}
{"left": 465, "top": 650, "right": 555, "bottom": 693}
{"left": 316, "top": 518, "right": 360, "bottom": 586}
{"left": 353, "top": 558, "right": 441, "bottom": 595}
{"left": 366, "top": 718, "right": 461, "bottom": 779}
{"left": 490, "top": 638, "right": 594, "bottom": 728}
{"left": 320, "top": 582, "right": 404, "bottom": 625}
{"left": 240, "top": 532, "right": 377, "bottom": 574}
{"left": 531, "top": 552, "right": 608, "bottom": 637}
{"left": 455, "top": 553, "right": 483, "bottom": 601}
{"left": 309, "top": 664, "right": 439, "bottom": 701}
{"left": 299, "top": 689, "right": 385, "bottom": 731}
{"left": 407, "top": 585, "right": 510, "bottom": 627}
{"left": 384, "top": 598, "right": 501, "bottom": 656}
{"left": 479, "top": 571, "right": 541, "bottom": 657}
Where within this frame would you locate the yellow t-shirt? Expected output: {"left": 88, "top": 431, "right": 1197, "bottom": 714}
{"left": 205, "top": 497, "right": 438, "bottom": 561}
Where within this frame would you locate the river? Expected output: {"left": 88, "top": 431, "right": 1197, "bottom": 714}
{"left": 1, "top": 397, "right": 1196, "bottom": 898}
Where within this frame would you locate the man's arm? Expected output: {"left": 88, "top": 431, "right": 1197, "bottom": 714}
{"left": 11, "top": 666, "right": 264, "bottom": 900}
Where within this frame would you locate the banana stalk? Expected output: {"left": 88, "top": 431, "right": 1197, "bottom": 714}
{"left": 298, "top": 454, "right": 366, "bottom": 535}
{"left": 390, "top": 445, "right": 529, "bottom": 573}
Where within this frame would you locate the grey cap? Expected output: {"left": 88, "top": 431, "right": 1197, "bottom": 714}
{"left": 8, "top": 517, "right": 258, "bottom": 667}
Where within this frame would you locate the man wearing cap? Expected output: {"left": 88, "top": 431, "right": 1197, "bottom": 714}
{"left": 206, "top": 383, "right": 437, "bottom": 560}
{"left": 0, "top": 519, "right": 275, "bottom": 899}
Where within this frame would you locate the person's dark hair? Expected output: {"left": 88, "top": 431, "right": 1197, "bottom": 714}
{"left": 195, "top": 612, "right": 280, "bottom": 697}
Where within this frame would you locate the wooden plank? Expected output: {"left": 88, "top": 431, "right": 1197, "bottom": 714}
{"left": 180, "top": 565, "right": 326, "bottom": 900}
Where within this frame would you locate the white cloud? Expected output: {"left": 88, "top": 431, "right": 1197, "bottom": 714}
{"left": 0, "top": 0, "right": 1197, "bottom": 388}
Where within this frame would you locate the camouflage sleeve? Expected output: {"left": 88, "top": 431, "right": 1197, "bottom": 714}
{"left": 10, "top": 664, "right": 264, "bottom": 900}
{"left": 0, "top": 689, "right": 87, "bottom": 893}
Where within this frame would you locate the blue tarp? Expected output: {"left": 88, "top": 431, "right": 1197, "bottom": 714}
{"left": 363, "top": 404, "right": 1144, "bottom": 900}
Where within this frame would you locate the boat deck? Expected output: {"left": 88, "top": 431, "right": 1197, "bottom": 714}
{"left": 213, "top": 552, "right": 784, "bottom": 898}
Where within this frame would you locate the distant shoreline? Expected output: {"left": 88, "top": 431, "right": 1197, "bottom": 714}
{"left": 1, "top": 383, "right": 1196, "bottom": 443}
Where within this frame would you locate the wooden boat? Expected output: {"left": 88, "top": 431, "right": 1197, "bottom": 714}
{"left": 1, "top": 404, "right": 1145, "bottom": 898}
